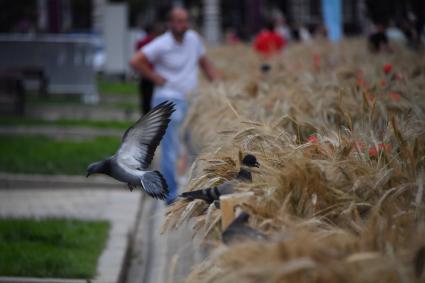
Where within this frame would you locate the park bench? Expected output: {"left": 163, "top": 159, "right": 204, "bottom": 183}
{"left": 0, "top": 35, "right": 98, "bottom": 103}
{"left": 0, "top": 71, "right": 25, "bottom": 116}
{"left": 13, "top": 67, "right": 49, "bottom": 98}
{"left": 0, "top": 67, "right": 48, "bottom": 116}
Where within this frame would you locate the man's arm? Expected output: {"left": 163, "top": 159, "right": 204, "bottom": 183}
{"left": 129, "top": 52, "right": 166, "bottom": 86}
{"left": 199, "top": 56, "right": 220, "bottom": 82}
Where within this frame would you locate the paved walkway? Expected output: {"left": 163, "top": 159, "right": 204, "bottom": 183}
{"left": 0, "top": 188, "right": 141, "bottom": 283}
{"left": 0, "top": 172, "right": 125, "bottom": 189}
{"left": 125, "top": 196, "right": 202, "bottom": 283}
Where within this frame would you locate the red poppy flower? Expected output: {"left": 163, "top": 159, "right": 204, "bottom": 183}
{"left": 265, "top": 100, "right": 274, "bottom": 110}
{"left": 392, "top": 72, "right": 403, "bottom": 81}
{"left": 368, "top": 94, "right": 377, "bottom": 102}
{"left": 353, "top": 141, "right": 365, "bottom": 151}
{"left": 388, "top": 92, "right": 401, "bottom": 102}
{"left": 368, "top": 147, "right": 378, "bottom": 157}
{"left": 378, "top": 143, "right": 392, "bottom": 151}
{"left": 383, "top": 64, "right": 393, "bottom": 74}
{"left": 357, "top": 78, "right": 368, "bottom": 88}
{"left": 313, "top": 53, "right": 321, "bottom": 69}
{"left": 308, "top": 135, "right": 318, "bottom": 143}
{"left": 368, "top": 143, "right": 391, "bottom": 158}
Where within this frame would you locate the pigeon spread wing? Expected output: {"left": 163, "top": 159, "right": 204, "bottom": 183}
{"left": 117, "top": 101, "right": 175, "bottom": 170}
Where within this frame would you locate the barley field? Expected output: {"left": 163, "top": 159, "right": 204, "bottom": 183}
{"left": 165, "top": 39, "right": 425, "bottom": 283}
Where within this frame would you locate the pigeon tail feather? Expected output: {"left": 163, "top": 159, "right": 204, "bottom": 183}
{"left": 140, "top": 171, "right": 169, "bottom": 200}
{"left": 180, "top": 187, "right": 219, "bottom": 203}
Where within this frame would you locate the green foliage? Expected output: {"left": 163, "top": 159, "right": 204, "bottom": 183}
{"left": 0, "top": 219, "right": 109, "bottom": 278}
{"left": 97, "top": 79, "right": 138, "bottom": 96}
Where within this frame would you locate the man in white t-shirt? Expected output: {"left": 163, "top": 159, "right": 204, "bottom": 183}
{"left": 130, "top": 7, "right": 218, "bottom": 204}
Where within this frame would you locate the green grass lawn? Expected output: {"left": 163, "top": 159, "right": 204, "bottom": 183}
{"left": 0, "top": 135, "right": 120, "bottom": 175}
{"left": 97, "top": 79, "right": 138, "bottom": 96}
{"left": 0, "top": 116, "right": 132, "bottom": 130}
{"left": 0, "top": 218, "right": 109, "bottom": 278}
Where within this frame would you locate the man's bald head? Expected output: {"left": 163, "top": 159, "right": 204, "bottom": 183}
{"left": 169, "top": 7, "right": 189, "bottom": 40}
{"left": 169, "top": 7, "right": 188, "bottom": 21}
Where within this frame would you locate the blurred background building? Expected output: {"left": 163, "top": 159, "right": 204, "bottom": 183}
{"left": 0, "top": 0, "right": 423, "bottom": 103}
{"left": 1, "top": 0, "right": 424, "bottom": 43}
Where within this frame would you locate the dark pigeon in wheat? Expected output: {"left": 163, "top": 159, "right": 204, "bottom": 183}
{"left": 179, "top": 154, "right": 260, "bottom": 205}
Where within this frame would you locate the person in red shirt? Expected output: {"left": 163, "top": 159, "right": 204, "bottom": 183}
{"left": 136, "top": 25, "right": 157, "bottom": 51}
{"left": 253, "top": 22, "right": 286, "bottom": 58}
{"left": 135, "top": 24, "right": 157, "bottom": 115}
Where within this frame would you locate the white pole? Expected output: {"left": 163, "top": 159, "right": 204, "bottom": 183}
{"left": 203, "top": 0, "right": 221, "bottom": 43}
{"left": 37, "top": 0, "right": 48, "bottom": 32}
{"left": 92, "top": 0, "right": 107, "bottom": 34}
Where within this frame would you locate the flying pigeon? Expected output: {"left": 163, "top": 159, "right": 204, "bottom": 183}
{"left": 179, "top": 154, "right": 259, "bottom": 204}
{"left": 222, "top": 211, "right": 268, "bottom": 245}
{"left": 86, "top": 101, "right": 175, "bottom": 200}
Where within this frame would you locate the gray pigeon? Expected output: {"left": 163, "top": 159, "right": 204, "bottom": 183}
{"left": 179, "top": 154, "right": 259, "bottom": 204}
{"left": 86, "top": 101, "right": 175, "bottom": 200}
{"left": 222, "top": 211, "right": 268, "bottom": 245}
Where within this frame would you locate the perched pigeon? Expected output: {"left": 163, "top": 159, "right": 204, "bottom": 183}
{"left": 86, "top": 101, "right": 175, "bottom": 200}
{"left": 222, "top": 211, "right": 267, "bottom": 245}
{"left": 179, "top": 154, "right": 259, "bottom": 204}
{"left": 415, "top": 246, "right": 425, "bottom": 279}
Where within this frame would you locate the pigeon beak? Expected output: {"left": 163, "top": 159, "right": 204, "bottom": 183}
{"left": 254, "top": 162, "right": 260, "bottom": 168}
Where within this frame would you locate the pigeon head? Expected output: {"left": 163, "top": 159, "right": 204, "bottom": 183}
{"left": 242, "top": 154, "right": 260, "bottom": 168}
{"left": 86, "top": 160, "right": 109, "bottom": 177}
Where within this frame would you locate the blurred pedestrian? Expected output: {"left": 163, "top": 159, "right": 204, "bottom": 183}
{"left": 369, "top": 23, "right": 392, "bottom": 53}
{"left": 386, "top": 21, "right": 406, "bottom": 45}
{"left": 253, "top": 21, "right": 286, "bottom": 58}
{"left": 135, "top": 24, "right": 158, "bottom": 115}
{"left": 299, "top": 25, "right": 312, "bottom": 43}
{"left": 130, "top": 7, "right": 219, "bottom": 204}
{"left": 274, "top": 16, "right": 292, "bottom": 44}
{"left": 225, "top": 28, "right": 240, "bottom": 45}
